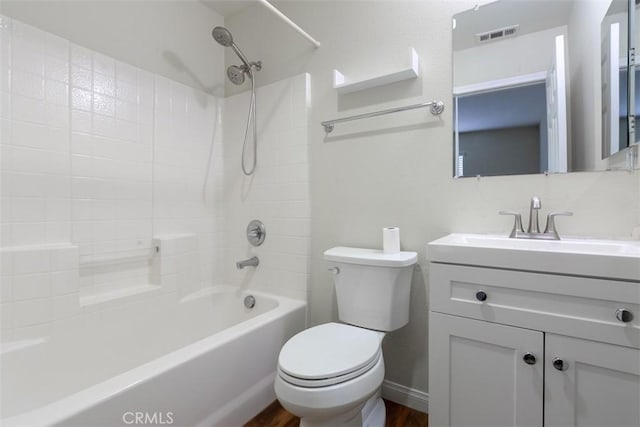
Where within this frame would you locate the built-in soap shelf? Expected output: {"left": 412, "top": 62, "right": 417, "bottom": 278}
{"left": 79, "top": 247, "right": 154, "bottom": 268}
{"left": 333, "top": 47, "right": 419, "bottom": 94}
{"left": 80, "top": 284, "right": 161, "bottom": 308}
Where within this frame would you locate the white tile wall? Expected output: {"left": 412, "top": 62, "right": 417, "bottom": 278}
{"left": 151, "top": 234, "right": 200, "bottom": 297}
{"left": 68, "top": 42, "right": 156, "bottom": 295}
{"left": 70, "top": 45, "right": 154, "bottom": 262}
{"left": 153, "top": 77, "right": 225, "bottom": 289}
{"left": 0, "top": 245, "right": 79, "bottom": 340}
{"left": 223, "top": 74, "right": 310, "bottom": 300}
{"left": 1, "top": 18, "right": 71, "bottom": 248}
{"left": 0, "top": 15, "right": 311, "bottom": 341}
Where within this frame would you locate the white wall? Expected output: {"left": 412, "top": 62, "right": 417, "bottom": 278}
{"left": 0, "top": 4, "right": 311, "bottom": 346}
{"left": 0, "top": 0, "right": 226, "bottom": 96}
{"left": 226, "top": 0, "right": 640, "bottom": 396}
{"left": 0, "top": 15, "right": 225, "bottom": 339}
{"left": 454, "top": 25, "right": 568, "bottom": 87}
{"left": 222, "top": 74, "right": 311, "bottom": 300}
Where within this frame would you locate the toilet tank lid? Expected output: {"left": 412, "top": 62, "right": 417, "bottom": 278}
{"left": 324, "top": 247, "right": 417, "bottom": 267}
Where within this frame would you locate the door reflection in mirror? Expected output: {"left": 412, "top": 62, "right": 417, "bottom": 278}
{"left": 454, "top": 83, "right": 547, "bottom": 177}
{"left": 453, "top": 0, "right": 570, "bottom": 177}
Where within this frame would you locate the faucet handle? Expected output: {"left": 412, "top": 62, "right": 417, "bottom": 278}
{"left": 499, "top": 211, "right": 524, "bottom": 238}
{"left": 544, "top": 211, "right": 573, "bottom": 239}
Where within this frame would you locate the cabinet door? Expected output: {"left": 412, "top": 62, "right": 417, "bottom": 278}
{"left": 545, "top": 334, "right": 640, "bottom": 427}
{"left": 429, "top": 312, "right": 543, "bottom": 427}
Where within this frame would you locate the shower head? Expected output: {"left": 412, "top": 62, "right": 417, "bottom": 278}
{"left": 211, "top": 26, "right": 255, "bottom": 72}
{"left": 227, "top": 65, "right": 246, "bottom": 85}
{"left": 212, "top": 26, "right": 233, "bottom": 47}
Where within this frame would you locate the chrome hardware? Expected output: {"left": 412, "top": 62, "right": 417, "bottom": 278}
{"left": 499, "top": 211, "right": 524, "bottom": 238}
{"left": 527, "top": 196, "right": 541, "bottom": 233}
{"left": 321, "top": 100, "right": 445, "bottom": 133}
{"left": 543, "top": 211, "right": 574, "bottom": 240}
{"left": 523, "top": 353, "right": 536, "bottom": 365}
{"left": 246, "top": 220, "right": 266, "bottom": 246}
{"left": 327, "top": 266, "right": 340, "bottom": 274}
{"left": 616, "top": 308, "right": 634, "bottom": 323}
{"left": 500, "top": 197, "right": 572, "bottom": 240}
{"left": 475, "top": 290, "right": 487, "bottom": 302}
{"left": 244, "top": 295, "right": 256, "bottom": 309}
{"left": 552, "top": 357, "right": 568, "bottom": 371}
{"left": 236, "top": 256, "right": 259, "bottom": 269}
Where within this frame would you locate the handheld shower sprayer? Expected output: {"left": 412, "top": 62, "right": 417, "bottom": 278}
{"left": 211, "top": 26, "right": 261, "bottom": 86}
{"left": 211, "top": 26, "right": 261, "bottom": 176}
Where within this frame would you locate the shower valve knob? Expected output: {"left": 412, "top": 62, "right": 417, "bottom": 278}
{"left": 246, "top": 220, "right": 266, "bottom": 246}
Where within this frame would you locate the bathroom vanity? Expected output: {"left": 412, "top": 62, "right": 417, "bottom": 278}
{"left": 427, "top": 234, "right": 640, "bottom": 427}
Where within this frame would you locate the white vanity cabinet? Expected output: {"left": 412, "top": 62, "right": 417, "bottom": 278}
{"left": 430, "top": 312, "right": 544, "bottom": 427}
{"left": 544, "top": 334, "right": 640, "bottom": 427}
{"left": 427, "top": 234, "right": 640, "bottom": 427}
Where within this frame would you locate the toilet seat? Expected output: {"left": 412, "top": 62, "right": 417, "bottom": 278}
{"left": 278, "top": 323, "right": 383, "bottom": 388}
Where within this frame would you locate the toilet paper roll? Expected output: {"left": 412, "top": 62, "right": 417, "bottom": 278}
{"left": 383, "top": 227, "right": 400, "bottom": 254}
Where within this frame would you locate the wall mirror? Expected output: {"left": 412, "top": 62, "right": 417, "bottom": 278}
{"left": 452, "top": 0, "right": 634, "bottom": 178}
{"left": 601, "top": 0, "right": 632, "bottom": 158}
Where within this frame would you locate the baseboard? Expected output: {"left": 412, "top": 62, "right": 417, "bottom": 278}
{"left": 381, "top": 380, "right": 429, "bottom": 414}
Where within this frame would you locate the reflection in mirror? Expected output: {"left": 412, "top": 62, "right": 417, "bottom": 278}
{"left": 634, "top": 0, "right": 640, "bottom": 145}
{"left": 601, "top": 0, "right": 630, "bottom": 157}
{"left": 453, "top": 0, "right": 574, "bottom": 177}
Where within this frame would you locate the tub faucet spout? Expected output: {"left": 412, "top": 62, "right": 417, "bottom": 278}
{"left": 236, "top": 256, "right": 259, "bottom": 269}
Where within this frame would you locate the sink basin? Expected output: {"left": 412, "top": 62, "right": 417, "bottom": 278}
{"left": 427, "top": 234, "right": 640, "bottom": 281}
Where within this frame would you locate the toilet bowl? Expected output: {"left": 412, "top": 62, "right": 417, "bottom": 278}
{"left": 275, "top": 323, "right": 386, "bottom": 427}
{"left": 274, "top": 247, "right": 418, "bottom": 427}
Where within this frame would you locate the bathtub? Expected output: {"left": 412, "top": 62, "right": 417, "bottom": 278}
{"left": 1, "top": 286, "right": 306, "bottom": 426}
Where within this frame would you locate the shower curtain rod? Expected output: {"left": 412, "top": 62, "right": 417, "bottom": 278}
{"left": 256, "top": 0, "right": 321, "bottom": 48}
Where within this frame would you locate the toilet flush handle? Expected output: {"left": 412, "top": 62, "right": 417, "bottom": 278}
{"left": 327, "top": 267, "right": 340, "bottom": 274}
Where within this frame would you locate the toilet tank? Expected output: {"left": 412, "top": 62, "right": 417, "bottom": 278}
{"left": 324, "top": 247, "right": 418, "bottom": 331}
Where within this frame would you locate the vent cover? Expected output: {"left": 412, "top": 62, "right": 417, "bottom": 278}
{"left": 476, "top": 25, "right": 519, "bottom": 44}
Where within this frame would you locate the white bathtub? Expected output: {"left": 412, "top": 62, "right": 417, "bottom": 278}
{"left": 1, "top": 286, "right": 306, "bottom": 426}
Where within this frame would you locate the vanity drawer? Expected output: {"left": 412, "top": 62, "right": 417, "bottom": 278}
{"left": 429, "top": 263, "right": 640, "bottom": 348}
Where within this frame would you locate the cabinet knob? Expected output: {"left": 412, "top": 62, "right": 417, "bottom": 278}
{"left": 552, "top": 357, "right": 568, "bottom": 371}
{"left": 475, "top": 290, "right": 487, "bottom": 302}
{"left": 522, "top": 352, "right": 536, "bottom": 365}
{"left": 616, "top": 308, "right": 633, "bottom": 323}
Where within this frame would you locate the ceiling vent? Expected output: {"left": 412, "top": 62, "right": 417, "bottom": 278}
{"left": 476, "top": 25, "right": 519, "bottom": 44}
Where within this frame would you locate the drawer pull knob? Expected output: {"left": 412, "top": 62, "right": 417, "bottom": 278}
{"left": 552, "top": 357, "right": 568, "bottom": 371}
{"left": 475, "top": 290, "right": 487, "bottom": 302}
{"left": 615, "top": 308, "right": 633, "bottom": 323}
{"left": 522, "top": 352, "right": 536, "bottom": 365}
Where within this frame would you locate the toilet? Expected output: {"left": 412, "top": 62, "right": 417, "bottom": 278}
{"left": 274, "top": 246, "right": 417, "bottom": 427}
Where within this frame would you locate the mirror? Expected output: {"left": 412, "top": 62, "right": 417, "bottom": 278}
{"left": 452, "top": 0, "right": 633, "bottom": 178}
{"left": 601, "top": 0, "right": 631, "bottom": 157}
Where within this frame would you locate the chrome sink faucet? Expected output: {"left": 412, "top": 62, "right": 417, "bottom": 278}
{"left": 500, "top": 197, "right": 572, "bottom": 240}
{"left": 528, "top": 196, "right": 541, "bottom": 234}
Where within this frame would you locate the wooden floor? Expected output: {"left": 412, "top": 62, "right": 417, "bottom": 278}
{"left": 244, "top": 399, "right": 428, "bottom": 427}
